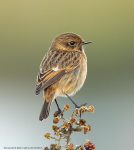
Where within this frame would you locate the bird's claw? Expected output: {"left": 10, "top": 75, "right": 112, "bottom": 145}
{"left": 75, "top": 103, "right": 87, "bottom": 108}
{"left": 54, "top": 108, "right": 63, "bottom": 117}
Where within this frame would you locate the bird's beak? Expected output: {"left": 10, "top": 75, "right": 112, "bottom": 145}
{"left": 83, "top": 41, "right": 92, "bottom": 45}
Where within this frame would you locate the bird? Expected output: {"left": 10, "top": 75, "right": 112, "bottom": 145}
{"left": 35, "top": 32, "right": 92, "bottom": 121}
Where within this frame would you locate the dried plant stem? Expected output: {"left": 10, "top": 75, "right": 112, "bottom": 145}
{"left": 44, "top": 104, "right": 95, "bottom": 149}
{"left": 66, "top": 123, "right": 72, "bottom": 146}
{"left": 51, "top": 136, "right": 59, "bottom": 141}
{"left": 58, "top": 135, "right": 62, "bottom": 147}
{"left": 61, "top": 116, "right": 70, "bottom": 122}
{"left": 85, "top": 133, "right": 88, "bottom": 141}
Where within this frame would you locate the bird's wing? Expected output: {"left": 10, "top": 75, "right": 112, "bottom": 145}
{"left": 36, "top": 50, "right": 81, "bottom": 95}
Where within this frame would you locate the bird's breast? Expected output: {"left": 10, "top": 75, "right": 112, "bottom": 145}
{"left": 58, "top": 51, "right": 87, "bottom": 96}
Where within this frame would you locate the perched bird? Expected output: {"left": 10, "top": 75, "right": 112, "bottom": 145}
{"left": 36, "top": 33, "right": 92, "bottom": 121}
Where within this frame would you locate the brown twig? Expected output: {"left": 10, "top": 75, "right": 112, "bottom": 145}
{"left": 44, "top": 104, "right": 95, "bottom": 150}
{"left": 66, "top": 123, "right": 72, "bottom": 146}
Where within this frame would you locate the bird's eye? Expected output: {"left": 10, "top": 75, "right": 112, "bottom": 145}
{"left": 70, "top": 41, "right": 75, "bottom": 45}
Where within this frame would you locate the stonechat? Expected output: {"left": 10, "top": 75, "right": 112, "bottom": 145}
{"left": 36, "top": 33, "right": 92, "bottom": 121}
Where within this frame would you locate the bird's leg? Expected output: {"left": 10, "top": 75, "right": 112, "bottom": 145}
{"left": 66, "top": 94, "right": 87, "bottom": 108}
{"left": 66, "top": 94, "right": 87, "bottom": 118}
{"left": 54, "top": 99, "right": 62, "bottom": 117}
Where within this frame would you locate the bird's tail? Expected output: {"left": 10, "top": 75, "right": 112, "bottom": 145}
{"left": 39, "top": 100, "right": 52, "bottom": 121}
{"left": 39, "top": 88, "right": 56, "bottom": 121}
{"left": 39, "top": 85, "right": 56, "bottom": 121}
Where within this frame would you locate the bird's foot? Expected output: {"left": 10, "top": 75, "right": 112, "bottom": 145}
{"left": 66, "top": 94, "right": 87, "bottom": 118}
{"left": 54, "top": 107, "right": 62, "bottom": 117}
{"left": 71, "top": 102, "right": 87, "bottom": 118}
{"left": 74, "top": 103, "right": 87, "bottom": 108}
{"left": 54, "top": 99, "right": 63, "bottom": 117}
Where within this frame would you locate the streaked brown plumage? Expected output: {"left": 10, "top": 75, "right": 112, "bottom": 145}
{"left": 36, "top": 33, "right": 92, "bottom": 121}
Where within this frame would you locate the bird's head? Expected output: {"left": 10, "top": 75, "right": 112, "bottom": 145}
{"left": 50, "top": 33, "right": 92, "bottom": 52}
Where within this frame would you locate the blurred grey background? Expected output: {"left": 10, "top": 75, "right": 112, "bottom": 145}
{"left": 0, "top": 0, "right": 134, "bottom": 150}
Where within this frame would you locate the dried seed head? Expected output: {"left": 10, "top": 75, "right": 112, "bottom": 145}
{"left": 84, "top": 105, "right": 89, "bottom": 108}
{"left": 56, "top": 145, "right": 61, "bottom": 150}
{"left": 52, "top": 125, "right": 58, "bottom": 131}
{"left": 67, "top": 143, "right": 74, "bottom": 150}
{"left": 83, "top": 125, "right": 91, "bottom": 134}
{"left": 54, "top": 130, "right": 60, "bottom": 136}
{"left": 76, "top": 145, "right": 84, "bottom": 150}
{"left": 44, "top": 133, "right": 51, "bottom": 139}
{"left": 83, "top": 126, "right": 89, "bottom": 132}
{"left": 53, "top": 117, "right": 60, "bottom": 124}
{"left": 72, "top": 108, "right": 79, "bottom": 118}
{"left": 79, "top": 119, "right": 86, "bottom": 126}
{"left": 62, "top": 122, "right": 70, "bottom": 129}
{"left": 64, "top": 104, "right": 69, "bottom": 110}
{"left": 70, "top": 117, "right": 76, "bottom": 123}
{"left": 44, "top": 147, "right": 49, "bottom": 150}
{"left": 88, "top": 105, "right": 95, "bottom": 113}
{"left": 75, "top": 108, "right": 79, "bottom": 114}
{"left": 87, "top": 124, "right": 92, "bottom": 131}
{"left": 79, "top": 106, "right": 86, "bottom": 114}
{"left": 69, "top": 146, "right": 74, "bottom": 150}
{"left": 50, "top": 143, "right": 57, "bottom": 149}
